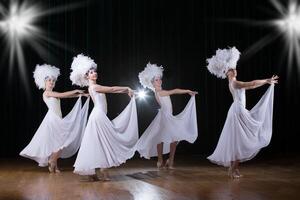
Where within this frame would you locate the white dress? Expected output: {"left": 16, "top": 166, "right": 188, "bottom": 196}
{"left": 20, "top": 95, "right": 90, "bottom": 167}
{"left": 135, "top": 94, "right": 198, "bottom": 159}
{"left": 73, "top": 86, "right": 139, "bottom": 175}
{"left": 207, "top": 83, "right": 275, "bottom": 167}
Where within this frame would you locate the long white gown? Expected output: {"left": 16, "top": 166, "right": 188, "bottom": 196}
{"left": 207, "top": 83, "right": 275, "bottom": 167}
{"left": 135, "top": 94, "right": 198, "bottom": 159}
{"left": 73, "top": 86, "right": 139, "bottom": 175}
{"left": 20, "top": 96, "right": 90, "bottom": 167}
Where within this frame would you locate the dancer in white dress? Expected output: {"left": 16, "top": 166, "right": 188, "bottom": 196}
{"left": 136, "top": 63, "right": 198, "bottom": 169}
{"left": 20, "top": 64, "right": 90, "bottom": 173}
{"left": 206, "top": 47, "right": 278, "bottom": 178}
{"left": 70, "top": 54, "right": 138, "bottom": 181}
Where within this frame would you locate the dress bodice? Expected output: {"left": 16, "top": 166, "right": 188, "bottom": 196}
{"left": 157, "top": 95, "right": 173, "bottom": 114}
{"left": 89, "top": 85, "right": 108, "bottom": 114}
{"left": 229, "top": 82, "right": 246, "bottom": 106}
{"left": 43, "top": 95, "right": 62, "bottom": 117}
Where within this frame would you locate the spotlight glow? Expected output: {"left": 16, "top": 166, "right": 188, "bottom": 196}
{"left": 0, "top": 2, "right": 38, "bottom": 39}
{"left": 231, "top": 0, "right": 300, "bottom": 77}
{"left": 274, "top": 2, "right": 300, "bottom": 36}
{"left": 0, "top": 0, "right": 85, "bottom": 95}
{"left": 135, "top": 90, "right": 147, "bottom": 99}
{"left": 272, "top": 0, "right": 300, "bottom": 72}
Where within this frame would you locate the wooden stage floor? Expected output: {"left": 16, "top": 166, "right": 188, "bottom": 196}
{"left": 0, "top": 155, "right": 299, "bottom": 200}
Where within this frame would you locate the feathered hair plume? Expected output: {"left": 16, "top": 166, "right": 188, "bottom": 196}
{"left": 206, "top": 46, "right": 240, "bottom": 79}
{"left": 33, "top": 64, "right": 60, "bottom": 90}
{"left": 138, "top": 62, "right": 164, "bottom": 90}
{"left": 70, "top": 54, "right": 97, "bottom": 87}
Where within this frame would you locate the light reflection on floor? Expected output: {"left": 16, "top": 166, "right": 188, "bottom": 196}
{"left": 0, "top": 157, "right": 299, "bottom": 200}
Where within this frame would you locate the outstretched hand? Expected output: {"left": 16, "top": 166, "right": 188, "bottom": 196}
{"left": 82, "top": 92, "right": 90, "bottom": 97}
{"left": 267, "top": 75, "right": 279, "bottom": 84}
{"left": 75, "top": 89, "right": 85, "bottom": 94}
{"left": 128, "top": 88, "right": 134, "bottom": 97}
{"left": 189, "top": 91, "right": 198, "bottom": 96}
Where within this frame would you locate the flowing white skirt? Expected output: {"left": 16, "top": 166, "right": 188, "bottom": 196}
{"left": 135, "top": 96, "right": 198, "bottom": 159}
{"left": 20, "top": 97, "right": 90, "bottom": 167}
{"left": 73, "top": 98, "right": 138, "bottom": 175}
{"left": 207, "top": 85, "right": 274, "bottom": 167}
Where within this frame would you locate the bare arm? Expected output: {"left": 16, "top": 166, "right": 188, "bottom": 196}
{"left": 93, "top": 85, "right": 133, "bottom": 97}
{"left": 158, "top": 89, "right": 198, "bottom": 97}
{"left": 233, "top": 80, "right": 268, "bottom": 90}
{"left": 65, "top": 92, "right": 89, "bottom": 98}
{"left": 233, "top": 75, "right": 279, "bottom": 90}
{"left": 44, "top": 89, "right": 84, "bottom": 98}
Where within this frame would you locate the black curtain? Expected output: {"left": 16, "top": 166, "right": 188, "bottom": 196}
{"left": 0, "top": 0, "right": 299, "bottom": 157}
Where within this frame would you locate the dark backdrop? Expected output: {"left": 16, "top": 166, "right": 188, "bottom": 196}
{"left": 0, "top": 0, "right": 299, "bottom": 158}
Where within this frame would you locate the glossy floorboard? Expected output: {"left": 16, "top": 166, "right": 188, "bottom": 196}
{"left": 0, "top": 156, "right": 299, "bottom": 200}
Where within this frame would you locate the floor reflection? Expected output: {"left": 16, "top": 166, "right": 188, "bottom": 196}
{"left": 0, "top": 158, "right": 299, "bottom": 200}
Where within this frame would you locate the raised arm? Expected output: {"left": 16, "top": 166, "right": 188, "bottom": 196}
{"left": 233, "top": 75, "right": 279, "bottom": 90}
{"left": 158, "top": 89, "right": 198, "bottom": 97}
{"left": 44, "top": 89, "right": 84, "bottom": 98}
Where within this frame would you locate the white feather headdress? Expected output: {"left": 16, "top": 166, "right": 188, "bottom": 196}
{"left": 138, "top": 62, "right": 164, "bottom": 90}
{"left": 33, "top": 64, "right": 60, "bottom": 90}
{"left": 206, "top": 46, "right": 240, "bottom": 79}
{"left": 70, "top": 54, "right": 97, "bottom": 87}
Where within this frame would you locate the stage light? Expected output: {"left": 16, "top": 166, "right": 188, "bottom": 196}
{"left": 138, "top": 90, "right": 147, "bottom": 99}
{"left": 0, "top": 0, "right": 84, "bottom": 95}
{"left": 134, "top": 90, "right": 147, "bottom": 100}
{"left": 0, "top": 2, "right": 37, "bottom": 39}
{"left": 232, "top": 0, "right": 300, "bottom": 76}
{"left": 274, "top": 1, "right": 300, "bottom": 36}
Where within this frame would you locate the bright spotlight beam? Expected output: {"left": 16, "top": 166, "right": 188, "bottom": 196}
{"left": 0, "top": 0, "right": 86, "bottom": 98}
{"left": 134, "top": 90, "right": 148, "bottom": 100}
{"left": 225, "top": 0, "right": 300, "bottom": 78}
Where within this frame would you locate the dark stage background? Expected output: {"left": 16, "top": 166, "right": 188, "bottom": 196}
{"left": 0, "top": 0, "right": 299, "bottom": 158}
